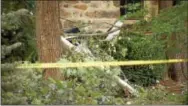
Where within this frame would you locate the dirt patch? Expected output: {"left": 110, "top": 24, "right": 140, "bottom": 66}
{"left": 159, "top": 79, "right": 185, "bottom": 94}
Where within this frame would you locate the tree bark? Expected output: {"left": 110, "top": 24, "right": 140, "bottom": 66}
{"left": 144, "top": 0, "right": 159, "bottom": 21}
{"left": 167, "top": 33, "right": 188, "bottom": 83}
{"left": 36, "top": 1, "right": 62, "bottom": 80}
{"left": 159, "top": 0, "right": 173, "bottom": 10}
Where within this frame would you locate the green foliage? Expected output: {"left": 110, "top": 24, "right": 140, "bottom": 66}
{"left": 151, "top": 2, "right": 187, "bottom": 35}
{"left": 1, "top": 45, "right": 125, "bottom": 105}
{"left": 126, "top": 3, "right": 146, "bottom": 19}
{"left": 2, "top": 0, "right": 35, "bottom": 13}
{"left": 2, "top": 62, "right": 186, "bottom": 105}
{"left": 113, "top": 2, "right": 188, "bottom": 86}
{"left": 119, "top": 2, "right": 146, "bottom": 20}
{"left": 127, "top": 86, "right": 188, "bottom": 105}
{"left": 98, "top": 32, "right": 166, "bottom": 86}
{"left": 121, "top": 34, "right": 166, "bottom": 86}
{"left": 151, "top": 2, "right": 188, "bottom": 54}
{"left": 1, "top": 63, "right": 41, "bottom": 104}
{"left": 1, "top": 59, "right": 126, "bottom": 105}
{"left": 1, "top": 9, "right": 37, "bottom": 63}
{"left": 129, "top": 2, "right": 188, "bottom": 54}
{"left": 2, "top": 1, "right": 187, "bottom": 105}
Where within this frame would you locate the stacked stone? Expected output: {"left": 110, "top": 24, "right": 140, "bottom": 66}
{"left": 60, "top": 1, "right": 120, "bottom": 32}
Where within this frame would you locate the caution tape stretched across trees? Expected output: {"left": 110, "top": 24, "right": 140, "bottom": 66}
{"left": 17, "top": 59, "right": 188, "bottom": 69}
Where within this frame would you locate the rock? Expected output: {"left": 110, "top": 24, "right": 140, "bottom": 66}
{"left": 85, "top": 10, "right": 120, "bottom": 18}
{"left": 74, "top": 3, "right": 88, "bottom": 10}
{"left": 64, "top": 4, "right": 69, "bottom": 8}
{"left": 60, "top": 9, "right": 71, "bottom": 18}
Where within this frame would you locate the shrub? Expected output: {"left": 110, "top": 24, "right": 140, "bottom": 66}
{"left": 126, "top": 85, "right": 188, "bottom": 105}
{"left": 100, "top": 32, "right": 166, "bottom": 86}
{"left": 1, "top": 56, "right": 126, "bottom": 105}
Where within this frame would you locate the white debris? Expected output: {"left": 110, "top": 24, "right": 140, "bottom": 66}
{"left": 60, "top": 36, "right": 74, "bottom": 49}
{"left": 30, "top": 12, "right": 33, "bottom": 15}
{"left": 96, "top": 45, "right": 99, "bottom": 48}
{"left": 126, "top": 101, "right": 132, "bottom": 105}
{"left": 105, "top": 20, "right": 124, "bottom": 41}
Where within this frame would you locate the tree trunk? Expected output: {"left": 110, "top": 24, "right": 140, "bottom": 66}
{"left": 144, "top": 0, "right": 173, "bottom": 21}
{"left": 144, "top": 0, "right": 159, "bottom": 21}
{"left": 159, "top": 0, "right": 173, "bottom": 10}
{"left": 158, "top": 1, "right": 187, "bottom": 83}
{"left": 36, "top": 1, "right": 62, "bottom": 80}
{"left": 167, "top": 33, "right": 188, "bottom": 83}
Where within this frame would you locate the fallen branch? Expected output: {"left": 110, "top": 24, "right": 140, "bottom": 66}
{"left": 64, "top": 22, "right": 135, "bottom": 40}
{"left": 60, "top": 37, "right": 75, "bottom": 50}
{"left": 60, "top": 36, "right": 138, "bottom": 96}
{"left": 60, "top": 36, "right": 93, "bottom": 56}
{"left": 64, "top": 28, "right": 121, "bottom": 39}
{"left": 65, "top": 33, "right": 107, "bottom": 39}
{"left": 114, "top": 76, "right": 138, "bottom": 96}
{"left": 105, "top": 20, "right": 123, "bottom": 41}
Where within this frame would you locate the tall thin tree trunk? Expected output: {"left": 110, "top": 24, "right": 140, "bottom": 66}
{"left": 36, "top": 1, "right": 62, "bottom": 80}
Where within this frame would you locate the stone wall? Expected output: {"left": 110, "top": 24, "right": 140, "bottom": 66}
{"left": 60, "top": 1, "right": 120, "bottom": 32}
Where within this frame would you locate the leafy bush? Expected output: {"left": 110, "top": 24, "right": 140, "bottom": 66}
{"left": 1, "top": 54, "right": 126, "bottom": 105}
{"left": 123, "top": 2, "right": 188, "bottom": 84}
{"left": 123, "top": 34, "right": 165, "bottom": 86}
{"left": 98, "top": 32, "right": 166, "bottom": 86}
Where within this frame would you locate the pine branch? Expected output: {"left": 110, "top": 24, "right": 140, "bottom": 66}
{"left": 1, "top": 42, "right": 22, "bottom": 59}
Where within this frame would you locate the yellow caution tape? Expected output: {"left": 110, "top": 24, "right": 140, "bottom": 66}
{"left": 17, "top": 59, "right": 188, "bottom": 69}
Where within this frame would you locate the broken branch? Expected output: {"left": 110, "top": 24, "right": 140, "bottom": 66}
{"left": 60, "top": 36, "right": 138, "bottom": 96}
